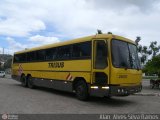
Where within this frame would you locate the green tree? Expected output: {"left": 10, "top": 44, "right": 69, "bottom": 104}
{"left": 143, "top": 54, "right": 160, "bottom": 78}
{"left": 149, "top": 41, "right": 160, "bottom": 57}
{"left": 4, "top": 58, "right": 12, "bottom": 69}
{"left": 136, "top": 37, "right": 152, "bottom": 64}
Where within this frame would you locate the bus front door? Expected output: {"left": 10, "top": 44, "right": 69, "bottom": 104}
{"left": 91, "top": 39, "right": 110, "bottom": 96}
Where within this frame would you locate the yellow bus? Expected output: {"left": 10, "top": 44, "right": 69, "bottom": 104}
{"left": 12, "top": 33, "right": 142, "bottom": 100}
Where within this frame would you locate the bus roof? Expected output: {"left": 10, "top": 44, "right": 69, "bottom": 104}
{"left": 14, "top": 34, "right": 135, "bottom": 54}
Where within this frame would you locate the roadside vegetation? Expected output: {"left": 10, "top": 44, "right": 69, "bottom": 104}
{"left": 0, "top": 54, "right": 12, "bottom": 71}
{"left": 136, "top": 37, "right": 160, "bottom": 79}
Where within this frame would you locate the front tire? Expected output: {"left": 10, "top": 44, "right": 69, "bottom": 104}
{"left": 75, "top": 81, "right": 89, "bottom": 101}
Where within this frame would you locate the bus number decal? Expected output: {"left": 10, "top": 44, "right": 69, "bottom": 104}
{"left": 48, "top": 62, "right": 64, "bottom": 68}
{"left": 118, "top": 75, "right": 127, "bottom": 78}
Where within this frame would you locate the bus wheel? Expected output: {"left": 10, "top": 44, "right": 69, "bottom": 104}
{"left": 28, "top": 76, "right": 35, "bottom": 89}
{"left": 75, "top": 81, "right": 89, "bottom": 101}
{"left": 21, "top": 75, "right": 27, "bottom": 87}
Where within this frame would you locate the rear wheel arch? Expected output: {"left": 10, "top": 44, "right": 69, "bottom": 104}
{"left": 72, "top": 77, "right": 88, "bottom": 91}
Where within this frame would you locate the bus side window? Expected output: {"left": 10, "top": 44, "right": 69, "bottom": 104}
{"left": 94, "top": 40, "right": 108, "bottom": 69}
{"left": 13, "top": 54, "right": 27, "bottom": 63}
{"left": 46, "top": 48, "right": 56, "bottom": 60}
{"left": 27, "top": 52, "right": 36, "bottom": 62}
{"left": 13, "top": 55, "right": 19, "bottom": 63}
{"left": 72, "top": 44, "right": 81, "bottom": 58}
{"left": 72, "top": 41, "right": 91, "bottom": 59}
{"left": 37, "top": 50, "right": 45, "bottom": 61}
{"left": 20, "top": 53, "right": 27, "bottom": 62}
{"left": 55, "top": 45, "right": 71, "bottom": 60}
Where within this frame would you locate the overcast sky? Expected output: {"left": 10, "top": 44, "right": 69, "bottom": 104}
{"left": 0, "top": 0, "right": 160, "bottom": 54}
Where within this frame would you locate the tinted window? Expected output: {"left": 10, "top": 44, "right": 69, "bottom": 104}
{"left": 27, "top": 52, "right": 36, "bottom": 62}
{"left": 13, "top": 41, "right": 92, "bottom": 63}
{"left": 72, "top": 41, "right": 91, "bottom": 58}
{"left": 128, "top": 44, "right": 141, "bottom": 69}
{"left": 56, "top": 45, "right": 71, "bottom": 60}
{"left": 13, "top": 55, "right": 19, "bottom": 63}
{"left": 95, "top": 40, "right": 108, "bottom": 69}
{"left": 14, "top": 53, "right": 26, "bottom": 63}
{"left": 19, "top": 53, "right": 27, "bottom": 62}
{"left": 112, "top": 40, "right": 130, "bottom": 68}
{"left": 46, "top": 48, "right": 57, "bottom": 60}
{"left": 112, "top": 39, "right": 140, "bottom": 69}
{"left": 37, "top": 50, "right": 45, "bottom": 61}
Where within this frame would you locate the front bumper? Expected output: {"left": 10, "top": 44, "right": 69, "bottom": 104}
{"left": 109, "top": 85, "right": 142, "bottom": 96}
{"left": 89, "top": 85, "right": 142, "bottom": 97}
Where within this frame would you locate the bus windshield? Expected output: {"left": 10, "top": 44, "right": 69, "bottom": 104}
{"left": 112, "top": 39, "right": 141, "bottom": 69}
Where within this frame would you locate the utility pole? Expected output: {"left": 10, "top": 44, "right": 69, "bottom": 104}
{"left": 3, "top": 47, "right": 4, "bottom": 55}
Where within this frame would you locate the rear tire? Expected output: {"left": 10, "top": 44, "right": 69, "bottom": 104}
{"left": 21, "top": 75, "right": 27, "bottom": 87}
{"left": 75, "top": 80, "right": 89, "bottom": 101}
{"left": 28, "top": 76, "right": 35, "bottom": 89}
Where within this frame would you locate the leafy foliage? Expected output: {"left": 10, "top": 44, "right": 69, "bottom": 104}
{"left": 4, "top": 58, "right": 12, "bottom": 69}
{"left": 135, "top": 37, "right": 160, "bottom": 77}
{"left": 136, "top": 37, "right": 152, "bottom": 64}
{"left": 0, "top": 54, "right": 12, "bottom": 70}
{"left": 143, "top": 54, "right": 160, "bottom": 77}
{"left": 149, "top": 41, "right": 160, "bottom": 57}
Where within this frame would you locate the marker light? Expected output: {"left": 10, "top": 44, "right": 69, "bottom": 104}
{"left": 91, "top": 86, "right": 98, "bottom": 89}
{"left": 118, "top": 89, "right": 121, "bottom": 93}
{"left": 102, "top": 86, "right": 109, "bottom": 89}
